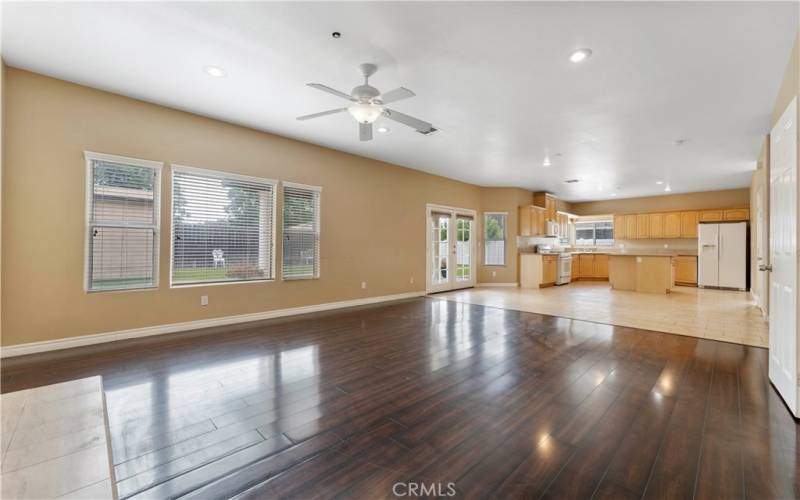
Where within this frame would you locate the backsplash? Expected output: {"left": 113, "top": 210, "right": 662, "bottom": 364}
{"left": 600, "top": 238, "right": 698, "bottom": 255}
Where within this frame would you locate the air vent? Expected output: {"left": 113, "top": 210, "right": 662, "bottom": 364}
{"left": 564, "top": 179, "right": 580, "bottom": 184}
{"left": 417, "top": 127, "right": 439, "bottom": 135}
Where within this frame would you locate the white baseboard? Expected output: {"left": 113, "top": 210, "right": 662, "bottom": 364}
{"left": 1, "top": 291, "right": 425, "bottom": 358}
{"left": 475, "top": 282, "right": 518, "bottom": 288}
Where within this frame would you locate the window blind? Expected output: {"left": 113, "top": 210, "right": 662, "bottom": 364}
{"left": 282, "top": 183, "right": 321, "bottom": 279}
{"left": 85, "top": 152, "right": 161, "bottom": 292}
{"left": 484, "top": 213, "right": 506, "bottom": 266}
{"left": 171, "top": 166, "right": 276, "bottom": 285}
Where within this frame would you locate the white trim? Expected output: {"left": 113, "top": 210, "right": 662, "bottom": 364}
{"left": 476, "top": 282, "right": 519, "bottom": 287}
{"left": 0, "top": 292, "right": 425, "bottom": 358}
{"left": 425, "top": 204, "right": 478, "bottom": 293}
{"left": 84, "top": 151, "right": 163, "bottom": 171}
{"left": 171, "top": 164, "right": 278, "bottom": 187}
{"left": 283, "top": 181, "right": 323, "bottom": 192}
{"left": 483, "top": 211, "right": 508, "bottom": 267}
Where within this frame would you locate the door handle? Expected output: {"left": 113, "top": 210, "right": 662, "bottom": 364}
{"left": 759, "top": 264, "right": 772, "bottom": 272}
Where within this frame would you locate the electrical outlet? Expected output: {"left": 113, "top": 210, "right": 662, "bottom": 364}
{"left": 410, "top": 277, "right": 415, "bottom": 284}
{"left": 492, "top": 271, "right": 496, "bottom": 277}
{"left": 663, "top": 244, "right": 669, "bottom": 248}
{"left": 200, "top": 295, "right": 208, "bottom": 306}
{"left": 361, "top": 281, "right": 367, "bottom": 289}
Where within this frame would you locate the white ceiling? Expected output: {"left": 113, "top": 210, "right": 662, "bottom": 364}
{"left": 3, "top": 2, "right": 797, "bottom": 201}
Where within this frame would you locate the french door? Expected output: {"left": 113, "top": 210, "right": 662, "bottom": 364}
{"left": 769, "top": 96, "right": 798, "bottom": 417}
{"left": 427, "top": 205, "right": 476, "bottom": 293}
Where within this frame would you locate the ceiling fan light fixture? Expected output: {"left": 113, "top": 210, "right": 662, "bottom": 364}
{"left": 348, "top": 102, "right": 384, "bottom": 124}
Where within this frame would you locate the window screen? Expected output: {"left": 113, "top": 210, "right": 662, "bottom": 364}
{"left": 282, "top": 183, "right": 321, "bottom": 279}
{"left": 85, "top": 152, "right": 161, "bottom": 292}
{"left": 171, "top": 166, "right": 276, "bottom": 285}
{"left": 484, "top": 213, "right": 506, "bottom": 265}
{"left": 575, "top": 219, "right": 614, "bottom": 246}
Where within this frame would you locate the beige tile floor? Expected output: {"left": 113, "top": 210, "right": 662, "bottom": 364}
{"left": 435, "top": 282, "right": 769, "bottom": 348}
{"left": 1, "top": 376, "right": 115, "bottom": 499}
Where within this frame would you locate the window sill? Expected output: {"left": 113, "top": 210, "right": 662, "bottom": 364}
{"left": 170, "top": 278, "right": 275, "bottom": 289}
{"left": 282, "top": 275, "right": 320, "bottom": 281}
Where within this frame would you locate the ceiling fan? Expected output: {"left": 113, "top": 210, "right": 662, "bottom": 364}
{"left": 297, "top": 63, "right": 437, "bottom": 142}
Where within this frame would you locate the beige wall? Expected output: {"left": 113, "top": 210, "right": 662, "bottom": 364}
{"left": 2, "top": 68, "right": 490, "bottom": 346}
{"left": 570, "top": 188, "right": 750, "bottom": 216}
{"left": 478, "top": 187, "right": 532, "bottom": 284}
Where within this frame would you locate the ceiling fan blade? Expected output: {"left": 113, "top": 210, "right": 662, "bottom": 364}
{"left": 378, "top": 87, "right": 415, "bottom": 104}
{"left": 383, "top": 108, "right": 434, "bottom": 133}
{"left": 359, "top": 122, "right": 373, "bottom": 142}
{"left": 296, "top": 108, "right": 347, "bottom": 121}
{"left": 307, "top": 83, "right": 355, "bottom": 101}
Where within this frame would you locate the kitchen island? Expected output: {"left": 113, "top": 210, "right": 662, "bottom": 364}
{"left": 608, "top": 253, "right": 674, "bottom": 294}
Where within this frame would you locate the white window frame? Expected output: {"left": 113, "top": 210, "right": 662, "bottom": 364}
{"left": 169, "top": 164, "right": 278, "bottom": 287}
{"left": 483, "top": 211, "right": 507, "bottom": 266}
{"left": 282, "top": 181, "right": 322, "bottom": 280}
{"left": 84, "top": 151, "right": 163, "bottom": 293}
{"left": 574, "top": 218, "right": 615, "bottom": 246}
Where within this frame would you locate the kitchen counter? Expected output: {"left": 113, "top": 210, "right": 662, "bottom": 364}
{"left": 608, "top": 254, "right": 673, "bottom": 294}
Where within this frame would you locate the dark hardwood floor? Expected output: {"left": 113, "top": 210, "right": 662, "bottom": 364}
{"left": 2, "top": 297, "right": 798, "bottom": 499}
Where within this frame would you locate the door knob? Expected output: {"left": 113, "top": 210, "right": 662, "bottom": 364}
{"left": 759, "top": 264, "right": 772, "bottom": 272}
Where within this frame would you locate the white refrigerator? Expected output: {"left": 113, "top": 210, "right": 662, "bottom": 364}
{"left": 698, "top": 222, "right": 747, "bottom": 290}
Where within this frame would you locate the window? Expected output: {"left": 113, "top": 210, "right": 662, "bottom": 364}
{"left": 282, "top": 183, "right": 321, "bottom": 279}
{"left": 85, "top": 152, "right": 162, "bottom": 292}
{"left": 575, "top": 219, "right": 614, "bottom": 246}
{"left": 484, "top": 212, "right": 506, "bottom": 266}
{"left": 171, "top": 165, "right": 276, "bottom": 286}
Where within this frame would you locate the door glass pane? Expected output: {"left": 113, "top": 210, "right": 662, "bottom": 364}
{"left": 456, "top": 217, "right": 472, "bottom": 282}
{"left": 431, "top": 215, "right": 449, "bottom": 285}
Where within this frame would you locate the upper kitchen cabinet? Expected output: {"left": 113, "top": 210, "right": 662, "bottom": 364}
{"left": 625, "top": 215, "right": 638, "bottom": 239}
{"left": 699, "top": 209, "right": 724, "bottom": 222}
{"left": 649, "top": 213, "right": 664, "bottom": 239}
{"left": 533, "top": 192, "right": 557, "bottom": 222}
{"left": 636, "top": 214, "right": 650, "bottom": 239}
{"left": 680, "top": 211, "right": 699, "bottom": 238}
{"left": 519, "top": 205, "right": 547, "bottom": 235}
{"left": 614, "top": 215, "right": 627, "bottom": 239}
{"left": 724, "top": 208, "right": 749, "bottom": 221}
{"left": 663, "top": 212, "right": 681, "bottom": 238}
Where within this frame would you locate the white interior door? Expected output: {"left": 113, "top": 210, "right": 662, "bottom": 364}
{"left": 718, "top": 222, "right": 746, "bottom": 290}
{"left": 427, "top": 205, "right": 476, "bottom": 293}
{"left": 769, "top": 96, "right": 798, "bottom": 417}
{"left": 698, "top": 223, "right": 719, "bottom": 287}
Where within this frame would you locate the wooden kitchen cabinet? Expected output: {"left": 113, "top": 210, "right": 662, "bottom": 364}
{"left": 625, "top": 215, "right": 638, "bottom": 240}
{"left": 593, "top": 254, "right": 609, "bottom": 278}
{"left": 699, "top": 209, "right": 723, "bottom": 222}
{"left": 724, "top": 208, "right": 749, "bottom": 221}
{"left": 636, "top": 214, "right": 650, "bottom": 239}
{"left": 614, "top": 215, "right": 627, "bottom": 240}
{"left": 663, "top": 212, "right": 681, "bottom": 238}
{"left": 534, "top": 207, "right": 546, "bottom": 235}
{"left": 518, "top": 206, "right": 532, "bottom": 236}
{"left": 674, "top": 255, "right": 698, "bottom": 286}
{"left": 649, "top": 213, "right": 664, "bottom": 239}
{"left": 571, "top": 256, "right": 579, "bottom": 280}
{"left": 542, "top": 255, "right": 558, "bottom": 285}
{"left": 680, "top": 211, "right": 699, "bottom": 238}
{"left": 579, "top": 254, "right": 594, "bottom": 277}
{"left": 533, "top": 192, "right": 557, "bottom": 222}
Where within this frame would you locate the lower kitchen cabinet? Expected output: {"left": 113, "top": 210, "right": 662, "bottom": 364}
{"left": 575, "top": 254, "right": 609, "bottom": 280}
{"left": 674, "top": 255, "right": 698, "bottom": 286}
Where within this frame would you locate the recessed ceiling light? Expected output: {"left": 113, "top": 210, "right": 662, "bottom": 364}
{"left": 569, "top": 48, "right": 593, "bottom": 63}
{"left": 664, "top": 184, "right": 672, "bottom": 192}
{"left": 655, "top": 181, "right": 664, "bottom": 185}
{"left": 204, "top": 65, "right": 227, "bottom": 77}
{"left": 331, "top": 31, "right": 342, "bottom": 39}
{"left": 543, "top": 157, "right": 552, "bottom": 167}
{"left": 377, "top": 126, "right": 389, "bottom": 133}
